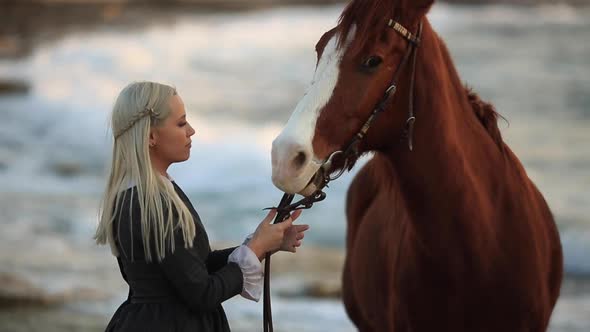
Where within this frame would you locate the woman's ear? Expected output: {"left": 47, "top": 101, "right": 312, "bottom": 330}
{"left": 149, "top": 128, "right": 158, "bottom": 147}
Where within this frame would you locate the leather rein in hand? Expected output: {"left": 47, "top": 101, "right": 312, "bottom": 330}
{"left": 261, "top": 19, "right": 423, "bottom": 332}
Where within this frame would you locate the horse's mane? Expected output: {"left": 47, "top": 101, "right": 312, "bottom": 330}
{"left": 465, "top": 87, "right": 506, "bottom": 152}
{"left": 436, "top": 34, "right": 507, "bottom": 153}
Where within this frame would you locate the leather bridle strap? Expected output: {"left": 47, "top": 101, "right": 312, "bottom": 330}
{"left": 397, "top": 20, "right": 423, "bottom": 151}
{"left": 342, "top": 19, "right": 423, "bottom": 162}
{"left": 262, "top": 193, "right": 294, "bottom": 332}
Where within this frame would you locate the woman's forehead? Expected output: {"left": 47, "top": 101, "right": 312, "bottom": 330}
{"left": 168, "top": 95, "right": 185, "bottom": 115}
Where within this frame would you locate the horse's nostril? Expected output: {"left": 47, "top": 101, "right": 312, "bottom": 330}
{"left": 293, "top": 151, "right": 307, "bottom": 170}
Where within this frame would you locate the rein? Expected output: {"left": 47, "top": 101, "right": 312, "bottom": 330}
{"left": 261, "top": 19, "right": 423, "bottom": 332}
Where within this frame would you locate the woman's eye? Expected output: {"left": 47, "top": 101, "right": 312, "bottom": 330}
{"left": 179, "top": 122, "right": 187, "bottom": 127}
{"left": 362, "top": 56, "right": 383, "bottom": 69}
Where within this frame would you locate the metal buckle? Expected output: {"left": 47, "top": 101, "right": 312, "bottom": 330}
{"left": 385, "top": 84, "right": 397, "bottom": 96}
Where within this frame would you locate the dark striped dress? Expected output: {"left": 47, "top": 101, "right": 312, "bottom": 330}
{"left": 105, "top": 181, "right": 243, "bottom": 332}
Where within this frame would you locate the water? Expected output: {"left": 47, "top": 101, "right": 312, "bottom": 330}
{"left": 0, "top": 3, "right": 588, "bottom": 331}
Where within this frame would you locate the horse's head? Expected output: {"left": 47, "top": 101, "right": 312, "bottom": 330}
{"left": 271, "top": 0, "right": 434, "bottom": 196}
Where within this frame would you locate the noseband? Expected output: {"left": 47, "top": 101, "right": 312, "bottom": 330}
{"left": 262, "top": 19, "right": 423, "bottom": 332}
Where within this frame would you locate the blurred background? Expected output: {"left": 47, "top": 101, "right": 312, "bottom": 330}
{"left": 0, "top": 0, "right": 588, "bottom": 331}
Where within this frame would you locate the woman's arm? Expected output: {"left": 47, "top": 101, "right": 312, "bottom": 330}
{"left": 206, "top": 234, "right": 263, "bottom": 301}
{"left": 160, "top": 209, "right": 305, "bottom": 309}
{"left": 159, "top": 245, "right": 243, "bottom": 312}
{"left": 206, "top": 247, "right": 238, "bottom": 273}
{"left": 206, "top": 232, "right": 255, "bottom": 272}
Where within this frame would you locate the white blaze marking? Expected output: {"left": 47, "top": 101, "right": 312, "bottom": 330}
{"left": 275, "top": 27, "right": 356, "bottom": 163}
{"left": 271, "top": 27, "right": 355, "bottom": 193}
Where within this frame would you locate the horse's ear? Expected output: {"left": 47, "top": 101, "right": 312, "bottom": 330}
{"left": 402, "top": 0, "right": 434, "bottom": 20}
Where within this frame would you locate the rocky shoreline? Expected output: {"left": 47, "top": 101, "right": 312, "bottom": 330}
{"left": 1, "top": 0, "right": 589, "bottom": 60}
{"left": 1, "top": 261, "right": 589, "bottom": 332}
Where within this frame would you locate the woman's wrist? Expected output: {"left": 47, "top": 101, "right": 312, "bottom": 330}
{"left": 246, "top": 240, "right": 265, "bottom": 262}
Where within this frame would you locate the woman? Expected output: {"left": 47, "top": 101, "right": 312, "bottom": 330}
{"left": 95, "top": 81, "right": 309, "bottom": 331}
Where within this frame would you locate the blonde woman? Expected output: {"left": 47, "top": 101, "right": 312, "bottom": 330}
{"left": 95, "top": 81, "right": 308, "bottom": 331}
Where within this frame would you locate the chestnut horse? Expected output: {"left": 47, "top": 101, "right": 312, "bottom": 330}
{"left": 270, "top": 0, "right": 563, "bottom": 331}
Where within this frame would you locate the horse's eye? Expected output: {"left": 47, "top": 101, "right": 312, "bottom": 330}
{"left": 362, "top": 56, "right": 383, "bottom": 69}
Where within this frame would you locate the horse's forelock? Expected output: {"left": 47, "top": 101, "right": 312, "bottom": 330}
{"left": 337, "top": 0, "right": 393, "bottom": 57}
{"left": 336, "top": 0, "right": 433, "bottom": 58}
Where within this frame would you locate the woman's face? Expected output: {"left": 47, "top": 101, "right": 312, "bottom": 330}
{"left": 149, "top": 94, "right": 196, "bottom": 167}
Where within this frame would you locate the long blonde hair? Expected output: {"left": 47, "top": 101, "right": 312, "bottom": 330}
{"left": 95, "top": 81, "right": 195, "bottom": 262}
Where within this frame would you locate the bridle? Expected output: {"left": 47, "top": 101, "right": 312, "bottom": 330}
{"left": 262, "top": 18, "right": 423, "bottom": 332}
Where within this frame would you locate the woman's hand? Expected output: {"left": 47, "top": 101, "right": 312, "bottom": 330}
{"left": 277, "top": 210, "right": 308, "bottom": 253}
{"left": 247, "top": 209, "right": 308, "bottom": 260}
{"left": 247, "top": 209, "right": 297, "bottom": 261}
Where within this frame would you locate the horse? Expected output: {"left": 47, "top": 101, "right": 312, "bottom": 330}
{"left": 270, "top": 0, "right": 563, "bottom": 330}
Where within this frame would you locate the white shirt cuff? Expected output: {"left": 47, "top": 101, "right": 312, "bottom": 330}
{"left": 228, "top": 243, "right": 263, "bottom": 302}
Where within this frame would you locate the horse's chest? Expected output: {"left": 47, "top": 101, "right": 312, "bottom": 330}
{"left": 343, "top": 190, "right": 416, "bottom": 315}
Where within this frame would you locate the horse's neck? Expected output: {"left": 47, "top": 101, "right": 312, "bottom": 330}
{"left": 386, "top": 23, "right": 506, "bottom": 223}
